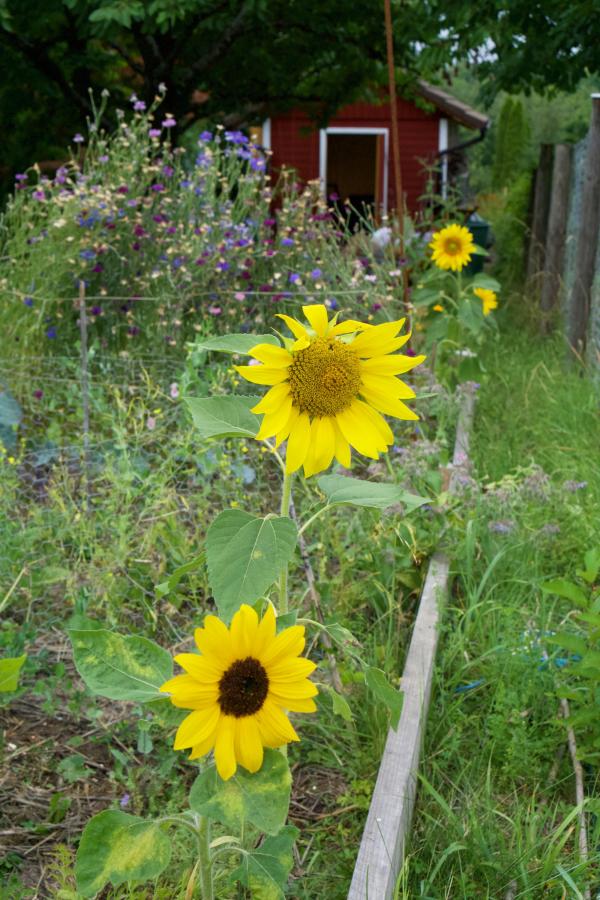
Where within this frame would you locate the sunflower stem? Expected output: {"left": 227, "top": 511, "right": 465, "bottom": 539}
{"left": 196, "top": 815, "right": 213, "bottom": 900}
{"left": 278, "top": 471, "right": 294, "bottom": 614}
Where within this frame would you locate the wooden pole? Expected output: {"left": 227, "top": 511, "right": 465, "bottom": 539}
{"left": 567, "top": 95, "right": 600, "bottom": 357}
{"left": 384, "top": 0, "right": 404, "bottom": 247}
{"left": 79, "top": 280, "right": 91, "bottom": 511}
{"left": 540, "top": 143, "right": 572, "bottom": 332}
{"left": 526, "top": 143, "right": 553, "bottom": 286}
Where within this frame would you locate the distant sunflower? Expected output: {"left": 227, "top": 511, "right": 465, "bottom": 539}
{"left": 235, "top": 304, "right": 425, "bottom": 476}
{"left": 473, "top": 286, "right": 498, "bottom": 316}
{"left": 429, "top": 224, "right": 475, "bottom": 272}
{"left": 160, "top": 605, "right": 317, "bottom": 780}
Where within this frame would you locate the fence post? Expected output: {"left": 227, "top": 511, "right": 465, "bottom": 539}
{"left": 540, "top": 143, "right": 572, "bottom": 332}
{"left": 79, "top": 280, "right": 91, "bottom": 510}
{"left": 567, "top": 95, "right": 600, "bottom": 357}
{"left": 526, "top": 143, "right": 553, "bottom": 288}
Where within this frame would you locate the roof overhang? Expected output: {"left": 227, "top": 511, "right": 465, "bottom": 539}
{"left": 415, "top": 80, "right": 490, "bottom": 131}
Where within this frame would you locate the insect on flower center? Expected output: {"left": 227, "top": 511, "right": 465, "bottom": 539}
{"left": 288, "top": 337, "right": 362, "bottom": 417}
{"left": 218, "top": 656, "right": 269, "bottom": 717}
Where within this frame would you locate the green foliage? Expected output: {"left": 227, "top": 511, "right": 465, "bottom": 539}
{"left": 188, "top": 333, "right": 279, "bottom": 356}
{"left": 487, "top": 171, "right": 533, "bottom": 290}
{"left": 317, "top": 474, "right": 429, "bottom": 512}
{"left": 205, "top": 510, "right": 297, "bottom": 620}
{"left": 491, "top": 97, "right": 530, "bottom": 190}
{"left": 231, "top": 824, "right": 298, "bottom": 900}
{"left": 186, "top": 396, "right": 260, "bottom": 441}
{"left": 68, "top": 629, "right": 173, "bottom": 702}
{"left": 189, "top": 750, "right": 292, "bottom": 835}
{"left": 75, "top": 809, "right": 172, "bottom": 897}
{"left": 363, "top": 666, "right": 403, "bottom": 730}
{"left": 0, "top": 653, "right": 26, "bottom": 691}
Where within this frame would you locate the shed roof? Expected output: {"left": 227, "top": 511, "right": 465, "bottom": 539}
{"left": 415, "top": 80, "right": 490, "bottom": 131}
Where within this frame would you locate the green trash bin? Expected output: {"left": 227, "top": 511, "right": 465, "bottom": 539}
{"left": 464, "top": 213, "right": 491, "bottom": 275}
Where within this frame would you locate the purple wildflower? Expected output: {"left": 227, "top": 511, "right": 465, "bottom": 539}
{"left": 23, "top": 296, "right": 33, "bottom": 307}
{"left": 281, "top": 238, "right": 294, "bottom": 247}
{"left": 134, "top": 100, "right": 146, "bottom": 112}
{"left": 162, "top": 117, "right": 176, "bottom": 128}
{"left": 73, "top": 133, "right": 85, "bottom": 143}
{"left": 33, "top": 389, "right": 43, "bottom": 399}
{"left": 149, "top": 128, "right": 161, "bottom": 138}
{"left": 199, "top": 130, "right": 213, "bottom": 142}
{"left": 310, "top": 268, "right": 322, "bottom": 279}
{"left": 289, "top": 273, "right": 301, "bottom": 284}
{"left": 46, "top": 327, "right": 57, "bottom": 339}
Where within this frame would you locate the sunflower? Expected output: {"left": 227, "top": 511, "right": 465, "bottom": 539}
{"left": 160, "top": 604, "right": 317, "bottom": 780}
{"left": 235, "top": 304, "right": 425, "bottom": 476}
{"left": 429, "top": 224, "right": 475, "bottom": 272}
{"left": 473, "top": 286, "right": 498, "bottom": 316}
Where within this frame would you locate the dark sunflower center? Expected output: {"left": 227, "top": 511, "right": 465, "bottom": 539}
{"left": 444, "top": 239, "right": 460, "bottom": 255}
{"left": 288, "top": 337, "right": 361, "bottom": 417}
{"left": 218, "top": 656, "right": 269, "bottom": 718}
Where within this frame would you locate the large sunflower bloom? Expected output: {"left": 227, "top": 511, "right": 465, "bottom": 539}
{"left": 235, "top": 304, "right": 425, "bottom": 476}
{"left": 429, "top": 224, "right": 475, "bottom": 271}
{"left": 160, "top": 605, "right": 317, "bottom": 781}
{"left": 473, "top": 286, "right": 498, "bottom": 316}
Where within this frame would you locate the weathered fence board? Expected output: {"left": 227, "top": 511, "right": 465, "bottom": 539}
{"left": 540, "top": 144, "right": 572, "bottom": 329}
{"left": 527, "top": 143, "right": 553, "bottom": 287}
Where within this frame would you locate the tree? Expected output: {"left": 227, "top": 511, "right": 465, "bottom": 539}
{"left": 491, "top": 97, "right": 530, "bottom": 189}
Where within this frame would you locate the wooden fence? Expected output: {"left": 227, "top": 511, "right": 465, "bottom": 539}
{"left": 527, "top": 94, "right": 600, "bottom": 368}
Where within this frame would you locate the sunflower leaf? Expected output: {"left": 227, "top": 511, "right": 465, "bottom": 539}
{"left": 364, "top": 666, "right": 404, "bottom": 730}
{"left": 189, "top": 749, "right": 292, "bottom": 835}
{"left": 0, "top": 654, "right": 27, "bottom": 693}
{"left": 68, "top": 629, "right": 173, "bottom": 702}
{"left": 230, "top": 824, "right": 298, "bottom": 899}
{"left": 206, "top": 510, "right": 297, "bottom": 621}
{"left": 317, "top": 474, "right": 429, "bottom": 512}
{"left": 188, "top": 333, "right": 279, "bottom": 356}
{"left": 187, "top": 395, "right": 260, "bottom": 440}
{"left": 75, "top": 810, "right": 171, "bottom": 897}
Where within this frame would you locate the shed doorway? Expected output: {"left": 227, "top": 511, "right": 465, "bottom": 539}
{"left": 320, "top": 127, "right": 388, "bottom": 229}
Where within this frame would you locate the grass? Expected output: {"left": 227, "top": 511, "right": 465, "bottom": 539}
{"left": 399, "top": 306, "right": 600, "bottom": 898}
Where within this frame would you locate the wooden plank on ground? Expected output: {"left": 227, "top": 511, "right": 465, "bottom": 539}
{"left": 348, "top": 387, "right": 476, "bottom": 900}
{"left": 347, "top": 553, "right": 450, "bottom": 900}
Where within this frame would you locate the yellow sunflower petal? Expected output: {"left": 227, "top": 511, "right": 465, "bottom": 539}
{"left": 256, "top": 395, "right": 293, "bottom": 440}
{"left": 311, "top": 416, "right": 336, "bottom": 474}
{"left": 174, "top": 705, "right": 221, "bottom": 750}
{"left": 235, "top": 365, "right": 289, "bottom": 386}
{"left": 350, "top": 319, "right": 406, "bottom": 355}
{"left": 214, "top": 715, "right": 237, "bottom": 780}
{"left": 285, "top": 412, "right": 311, "bottom": 473}
{"left": 251, "top": 383, "right": 291, "bottom": 415}
{"left": 361, "top": 371, "right": 416, "bottom": 400}
{"left": 234, "top": 716, "right": 264, "bottom": 773}
{"left": 249, "top": 343, "right": 293, "bottom": 367}
{"left": 335, "top": 402, "right": 382, "bottom": 458}
{"left": 160, "top": 674, "right": 219, "bottom": 709}
{"left": 275, "top": 404, "right": 299, "bottom": 448}
{"left": 256, "top": 698, "right": 299, "bottom": 747}
{"left": 188, "top": 731, "right": 218, "bottom": 760}
{"left": 254, "top": 604, "right": 277, "bottom": 656}
{"left": 259, "top": 625, "right": 306, "bottom": 667}
{"left": 230, "top": 604, "right": 259, "bottom": 657}
{"left": 194, "top": 615, "right": 233, "bottom": 660}
{"left": 269, "top": 679, "right": 318, "bottom": 700}
{"left": 276, "top": 313, "right": 309, "bottom": 340}
{"left": 359, "top": 387, "right": 419, "bottom": 421}
{"left": 302, "top": 437, "right": 320, "bottom": 479}
{"left": 361, "top": 354, "right": 426, "bottom": 375}
{"left": 273, "top": 696, "right": 317, "bottom": 713}
{"left": 267, "top": 657, "right": 317, "bottom": 681}
{"left": 357, "top": 401, "right": 395, "bottom": 446}
{"left": 329, "top": 319, "right": 370, "bottom": 336}
{"left": 174, "top": 653, "right": 225, "bottom": 682}
{"left": 332, "top": 420, "right": 351, "bottom": 467}
{"left": 302, "top": 304, "right": 329, "bottom": 336}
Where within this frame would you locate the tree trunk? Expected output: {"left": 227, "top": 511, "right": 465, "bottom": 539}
{"left": 567, "top": 96, "right": 600, "bottom": 358}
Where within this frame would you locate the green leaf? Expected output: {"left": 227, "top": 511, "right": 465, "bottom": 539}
{"left": 317, "top": 474, "right": 429, "bottom": 512}
{"left": 457, "top": 296, "right": 484, "bottom": 334}
{"left": 190, "top": 333, "right": 279, "bottom": 355}
{"left": 324, "top": 622, "right": 361, "bottom": 649}
{"left": 68, "top": 630, "right": 172, "bottom": 702}
{"left": 189, "top": 749, "right": 291, "bottom": 835}
{"left": 545, "top": 633, "right": 587, "bottom": 655}
{"left": 75, "top": 810, "right": 171, "bottom": 897}
{"left": 206, "top": 510, "right": 297, "bottom": 620}
{"left": 541, "top": 579, "right": 589, "bottom": 608}
{"left": 364, "top": 666, "right": 404, "bottom": 729}
{"left": 0, "top": 655, "right": 27, "bottom": 692}
{"left": 577, "top": 549, "right": 600, "bottom": 584}
{"left": 187, "top": 395, "right": 260, "bottom": 441}
{"left": 156, "top": 553, "right": 205, "bottom": 597}
{"left": 470, "top": 273, "right": 501, "bottom": 292}
{"left": 321, "top": 684, "right": 353, "bottom": 721}
{"left": 231, "top": 824, "right": 298, "bottom": 899}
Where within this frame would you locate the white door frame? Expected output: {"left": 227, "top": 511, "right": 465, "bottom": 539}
{"left": 438, "top": 118, "right": 449, "bottom": 199}
{"left": 319, "top": 127, "right": 389, "bottom": 215}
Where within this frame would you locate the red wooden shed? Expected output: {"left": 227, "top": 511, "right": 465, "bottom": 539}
{"left": 259, "top": 81, "right": 489, "bottom": 217}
